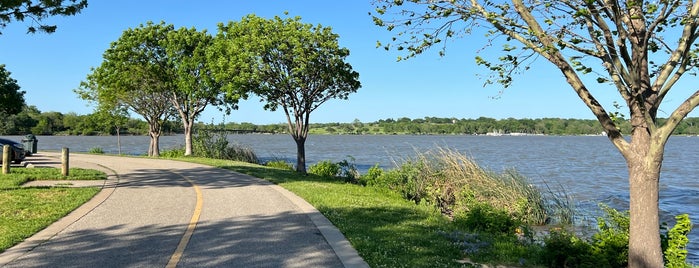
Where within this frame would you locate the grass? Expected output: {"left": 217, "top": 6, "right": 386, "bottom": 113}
{"left": 0, "top": 188, "right": 100, "bottom": 253}
{"left": 0, "top": 167, "right": 105, "bottom": 253}
{"left": 172, "top": 157, "right": 483, "bottom": 267}
{"left": 0, "top": 167, "right": 107, "bottom": 189}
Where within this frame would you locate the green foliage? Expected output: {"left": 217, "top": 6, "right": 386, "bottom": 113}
{"left": 542, "top": 229, "right": 599, "bottom": 267}
{"left": 192, "top": 128, "right": 258, "bottom": 163}
{"left": 88, "top": 147, "right": 105, "bottom": 154}
{"left": 359, "top": 163, "right": 384, "bottom": 186}
{"left": 0, "top": 0, "right": 88, "bottom": 35}
{"left": 365, "top": 147, "right": 559, "bottom": 226}
{"left": 160, "top": 147, "right": 185, "bottom": 158}
{"left": 211, "top": 13, "right": 361, "bottom": 172}
{"left": 453, "top": 202, "right": 519, "bottom": 234}
{"left": 590, "top": 204, "right": 630, "bottom": 267}
{"left": 0, "top": 65, "right": 26, "bottom": 116}
{"left": 663, "top": 214, "right": 693, "bottom": 268}
{"left": 308, "top": 160, "right": 340, "bottom": 177}
{"left": 265, "top": 160, "right": 294, "bottom": 171}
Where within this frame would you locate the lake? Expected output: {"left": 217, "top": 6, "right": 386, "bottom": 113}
{"left": 6, "top": 134, "right": 698, "bottom": 260}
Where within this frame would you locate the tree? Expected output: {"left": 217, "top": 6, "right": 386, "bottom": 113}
{"left": 0, "top": 0, "right": 87, "bottom": 35}
{"left": 211, "top": 14, "right": 361, "bottom": 173}
{"left": 76, "top": 22, "right": 176, "bottom": 157}
{"left": 163, "top": 26, "right": 236, "bottom": 156}
{"left": 372, "top": 1, "right": 699, "bottom": 266}
{"left": 0, "top": 64, "right": 26, "bottom": 116}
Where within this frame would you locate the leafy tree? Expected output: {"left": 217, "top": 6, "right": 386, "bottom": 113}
{"left": 211, "top": 14, "right": 361, "bottom": 173}
{"left": 76, "top": 22, "right": 176, "bottom": 156}
{"left": 372, "top": 1, "right": 699, "bottom": 266}
{"left": 0, "top": 64, "right": 25, "bottom": 116}
{"left": 0, "top": 0, "right": 87, "bottom": 35}
{"left": 163, "top": 26, "right": 235, "bottom": 156}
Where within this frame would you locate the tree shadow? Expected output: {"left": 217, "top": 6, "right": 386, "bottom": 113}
{"left": 6, "top": 211, "right": 342, "bottom": 268}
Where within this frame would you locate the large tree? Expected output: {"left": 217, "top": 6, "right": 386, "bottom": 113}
{"left": 0, "top": 64, "right": 25, "bottom": 116}
{"left": 210, "top": 14, "right": 361, "bottom": 174}
{"left": 163, "top": 26, "right": 236, "bottom": 156}
{"left": 372, "top": 1, "right": 699, "bottom": 266}
{"left": 0, "top": 0, "right": 87, "bottom": 35}
{"left": 76, "top": 22, "right": 175, "bottom": 157}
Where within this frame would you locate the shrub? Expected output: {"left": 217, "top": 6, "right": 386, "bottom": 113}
{"left": 88, "top": 147, "right": 104, "bottom": 154}
{"left": 663, "top": 214, "right": 693, "bottom": 268}
{"left": 359, "top": 164, "right": 384, "bottom": 186}
{"left": 337, "top": 156, "right": 360, "bottom": 183}
{"left": 160, "top": 147, "right": 185, "bottom": 158}
{"left": 371, "top": 147, "right": 559, "bottom": 225}
{"left": 266, "top": 160, "right": 294, "bottom": 170}
{"left": 308, "top": 160, "right": 340, "bottom": 177}
{"left": 192, "top": 128, "right": 259, "bottom": 164}
{"left": 453, "top": 202, "right": 520, "bottom": 234}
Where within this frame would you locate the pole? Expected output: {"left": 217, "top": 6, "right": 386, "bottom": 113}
{"left": 2, "top": 145, "right": 10, "bottom": 174}
{"left": 62, "top": 147, "right": 69, "bottom": 176}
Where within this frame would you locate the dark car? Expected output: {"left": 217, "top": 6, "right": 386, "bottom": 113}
{"left": 0, "top": 138, "right": 26, "bottom": 164}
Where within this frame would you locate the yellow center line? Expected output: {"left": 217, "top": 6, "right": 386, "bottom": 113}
{"left": 166, "top": 172, "right": 203, "bottom": 268}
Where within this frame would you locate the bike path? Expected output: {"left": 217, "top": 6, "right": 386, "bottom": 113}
{"left": 0, "top": 153, "right": 368, "bottom": 268}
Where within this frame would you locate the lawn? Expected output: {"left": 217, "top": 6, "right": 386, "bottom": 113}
{"left": 0, "top": 167, "right": 104, "bottom": 253}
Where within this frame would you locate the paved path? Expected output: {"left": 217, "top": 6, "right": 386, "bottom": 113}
{"left": 0, "top": 153, "right": 368, "bottom": 268}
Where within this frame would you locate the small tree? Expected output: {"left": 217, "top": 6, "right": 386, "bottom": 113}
{"left": 0, "top": 0, "right": 88, "bottom": 35}
{"left": 211, "top": 14, "right": 361, "bottom": 173}
{"left": 372, "top": 1, "right": 699, "bottom": 266}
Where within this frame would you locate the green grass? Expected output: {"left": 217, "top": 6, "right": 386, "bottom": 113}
{"left": 0, "top": 167, "right": 107, "bottom": 189}
{"left": 172, "top": 157, "right": 474, "bottom": 267}
{"left": 0, "top": 187, "right": 100, "bottom": 253}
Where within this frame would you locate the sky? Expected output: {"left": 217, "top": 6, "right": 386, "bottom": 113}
{"left": 0, "top": 1, "right": 695, "bottom": 124}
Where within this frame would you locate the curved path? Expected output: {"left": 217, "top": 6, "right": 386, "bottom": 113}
{"left": 0, "top": 152, "right": 368, "bottom": 268}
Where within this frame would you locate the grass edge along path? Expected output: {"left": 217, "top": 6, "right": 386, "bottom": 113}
{"left": 178, "top": 157, "right": 480, "bottom": 268}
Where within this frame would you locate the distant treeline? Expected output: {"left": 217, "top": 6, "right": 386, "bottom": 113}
{"left": 3, "top": 107, "right": 699, "bottom": 136}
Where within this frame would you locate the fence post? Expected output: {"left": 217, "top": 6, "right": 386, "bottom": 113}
{"left": 2, "top": 145, "right": 10, "bottom": 174}
{"left": 62, "top": 147, "right": 69, "bottom": 177}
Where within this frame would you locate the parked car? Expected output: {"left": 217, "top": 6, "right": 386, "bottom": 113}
{"left": 0, "top": 138, "right": 26, "bottom": 164}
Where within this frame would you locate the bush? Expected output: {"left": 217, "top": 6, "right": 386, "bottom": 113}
{"left": 266, "top": 160, "right": 294, "bottom": 170}
{"left": 663, "top": 214, "right": 693, "bottom": 268}
{"left": 160, "top": 147, "right": 185, "bottom": 158}
{"left": 308, "top": 160, "right": 340, "bottom": 177}
{"left": 192, "top": 128, "right": 259, "bottom": 164}
{"left": 359, "top": 164, "right": 384, "bottom": 186}
{"left": 367, "top": 147, "right": 559, "bottom": 225}
{"left": 88, "top": 147, "right": 104, "bottom": 154}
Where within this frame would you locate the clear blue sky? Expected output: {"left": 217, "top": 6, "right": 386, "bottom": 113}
{"left": 0, "top": 1, "right": 694, "bottom": 124}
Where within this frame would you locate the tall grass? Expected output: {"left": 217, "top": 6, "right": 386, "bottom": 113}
{"left": 363, "top": 147, "right": 572, "bottom": 226}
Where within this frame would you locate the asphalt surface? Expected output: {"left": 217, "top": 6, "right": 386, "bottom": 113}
{"left": 0, "top": 152, "right": 368, "bottom": 268}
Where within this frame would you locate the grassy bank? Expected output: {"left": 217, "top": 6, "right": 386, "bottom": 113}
{"left": 0, "top": 167, "right": 105, "bottom": 253}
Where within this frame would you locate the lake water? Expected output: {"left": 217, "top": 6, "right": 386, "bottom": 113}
{"left": 6, "top": 134, "right": 698, "bottom": 261}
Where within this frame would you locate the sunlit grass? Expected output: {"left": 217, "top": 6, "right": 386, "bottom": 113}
{"left": 0, "top": 187, "right": 100, "bottom": 253}
{"left": 0, "top": 167, "right": 107, "bottom": 189}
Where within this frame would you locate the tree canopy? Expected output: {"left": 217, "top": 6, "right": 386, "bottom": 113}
{"left": 76, "top": 21, "right": 176, "bottom": 157}
{"left": 211, "top": 14, "right": 361, "bottom": 173}
{"left": 0, "top": 64, "right": 26, "bottom": 116}
{"left": 372, "top": 1, "right": 699, "bottom": 266}
{"left": 0, "top": 0, "right": 87, "bottom": 35}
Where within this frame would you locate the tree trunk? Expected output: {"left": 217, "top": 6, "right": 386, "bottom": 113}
{"left": 149, "top": 131, "right": 161, "bottom": 157}
{"left": 184, "top": 121, "right": 193, "bottom": 156}
{"left": 626, "top": 132, "right": 664, "bottom": 267}
{"left": 295, "top": 136, "right": 306, "bottom": 174}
